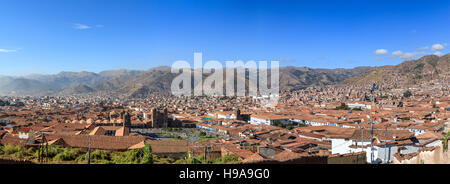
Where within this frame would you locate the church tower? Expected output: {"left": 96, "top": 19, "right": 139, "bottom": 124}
{"left": 123, "top": 111, "right": 131, "bottom": 128}
{"left": 163, "top": 107, "right": 168, "bottom": 128}
{"left": 151, "top": 107, "right": 157, "bottom": 128}
{"left": 235, "top": 108, "right": 241, "bottom": 120}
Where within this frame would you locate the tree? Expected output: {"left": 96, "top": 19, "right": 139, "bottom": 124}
{"left": 140, "top": 144, "right": 154, "bottom": 164}
{"left": 403, "top": 90, "right": 412, "bottom": 98}
{"left": 109, "top": 144, "right": 154, "bottom": 164}
{"left": 442, "top": 132, "right": 450, "bottom": 152}
{"left": 336, "top": 103, "right": 349, "bottom": 110}
{"left": 286, "top": 124, "right": 293, "bottom": 130}
{"left": 273, "top": 120, "right": 282, "bottom": 127}
{"left": 352, "top": 107, "right": 363, "bottom": 111}
{"left": 11, "top": 102, "right": 25, "bottom": 107}
{"left": 0, "top": 100, "right": 10, "bottom": 106}
{"left": 213, "top": 154, "right": 239, "bottom": 164}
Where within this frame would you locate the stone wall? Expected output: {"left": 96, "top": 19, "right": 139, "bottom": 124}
{"left": 328, "top": 152, "right": 367, "bottom": 164}
{"left": 392, "top": 141, "right": 449, "bottom": 164}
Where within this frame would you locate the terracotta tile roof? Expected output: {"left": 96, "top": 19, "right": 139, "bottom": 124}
{"left": 128, "top": 141, "right": 146, "bottom": 150}
{"left": 145, "top": 140, "right": 189, "bottom": 154}
{"left": 89, "top": 127, "right": 106, "bottom": 135}
{"left": 221, "top": 145, "right": 255, "bottom": 159}
{"left": 416, "top": 131, "right": 443, "bottom": 140}
{"left": 328, "top": 128, "right": 413, "bottom": 141}
{"left": 18, "top": 127, "right": 31, "bottom": 133}
{"left": 270, "top": 150, "right": 303, "bottom": 162}
{"left": 241, "top": 153, "right": 266, "bottom": 163}
{"left": 47, "top": 138, "right": 69, "bottom": 147}
{"left": 115, "top": 127, "right": 130, "bottom": 136}
{"left": 0, "top": 134, "right": 30, "bottom": 146}
{"left": 45, "top": 134, "right": 146, "bottom": 150}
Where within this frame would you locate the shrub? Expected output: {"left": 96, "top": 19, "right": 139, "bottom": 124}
{"left": 53, "top": 148, "right": 82, "bottom": 162}
{"left": 3, "top": 144, "right": 21, "bottom": 155}
{"left": 157, "top": 157, "right": 175, "bottom": 164}
{"left": 186, "top": 156, "right": 202, "bottom": 164}
{"left": 75, "top": 149, "right": 113, "bottom": 164}
{"left": 443, "top": 132, "right": 449, "bottom": 152}
{"left": 1, "top": 144, "right": 36, "bottom": 160}
{"left": 45, "top": 145, "right": 65, "bottom": 158}
{"left": 112, "top": 144, "right": 153, "bottom": 164}
{"left": 0, "top": 144, "right": 158, "bottom": 164}
{"left": 217, "top": 154, "right": 239, "bottom": 164}
{"left": 174, "top": 159, "right": 186, "bottom": 164}
{"left": 91, "top": 150, "right": 112, "bottom": 161}
{"left": 212, "top": 154, "right": 239, "bottom": 164}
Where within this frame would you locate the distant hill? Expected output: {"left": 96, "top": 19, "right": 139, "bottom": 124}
{"left": 0, "top": 53, "right": 447, "bottom": 97}
{"left": 95, "top": 66, "right": 178, "bottom": 97}
{"left": 98, "top": 69, "right": 144, "bottom": 78}
{"left": 343, "top": 54, "right": 450, "bottom": 85}
{"left": 0, "top": 78, "right": 56, "bottom": 95}
{"left": 0, "top": 70, "right": 143, "bottom": 96}
{"left": 278, "top": 66, "right": 372, "bottom": 91}
{"left": 60, "top": 84, "right": 95, "bottom": 95}
{"left": 88, "top": 66, "right": 373, "bottom": 97}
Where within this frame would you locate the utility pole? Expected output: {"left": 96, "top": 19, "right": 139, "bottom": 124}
{"left": 384, "top": 125, "right": 387, "bottom": 164}
{"left": 87, "top": 136, "right": 91, "bottom": 164}
{"left": 204, "top": 146, "right": 207, "bottom": 163}
{"left": 39, "top": 133, "right": 48, "bottom": 163}
{"left": 370, "top": 83, "right": 377, "bottom": 164}
{"left": 361, "top": 125, "right": 364, "bottom": 153}
{"left": 45, "top": 135, "right": 48, "bottom": 163}
{"left": 38, "top": 133, "right": 42, "bottom": 163}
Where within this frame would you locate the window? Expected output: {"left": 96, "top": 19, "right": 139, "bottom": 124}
{"left": 105, "top": 130, "right": 116, "bottom": 136}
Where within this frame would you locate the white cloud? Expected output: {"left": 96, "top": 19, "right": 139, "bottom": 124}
{"left": 417, "top": 46, "right": 429, "bottom": 50}
{"left": 431, "top": 43, "right": 444, "bottom": 51}
{"left": 73, "top": 23, "right": 91, "bottom": 30}
{"left": 373, "top": 57, "right": 384, "bottom": 61}
{"left": 73, "top": 23, "right": 105, "bottom": 30}
{"left": 400, "top": 52, "right": 415, "bottom": 59}
{"left": 374, "top": 49, "right": 388, "bottom": 55}
{"left": 390, "top": 50, "right": 425, "bottom": 60}
{"left": 382, "top": 43, "right": 446, "bottom": 60}
{"left": 391, "top": 50, "right": 403, "bottom": 57}
{"left": 433, "top": 51, "right": 443, "bottom": 56}
{"left": 0, "top": 48, "right": 17, "bottom": 53}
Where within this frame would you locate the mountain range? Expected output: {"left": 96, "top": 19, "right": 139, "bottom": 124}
{"left": 1, "top": 54, "right": 448, "bottom": 97}
{"left": 343, "top": 54, "right": 450, "bottom": 85}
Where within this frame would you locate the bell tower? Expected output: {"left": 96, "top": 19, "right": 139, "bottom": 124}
{"left": 123, "top": 111, "right": 131, "bottom": 128}
{"left": 235, "top": 108, "right": 241, "bottom": 120}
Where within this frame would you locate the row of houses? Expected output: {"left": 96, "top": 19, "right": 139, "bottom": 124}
{"left": 250, "top": 113, "right": 360, "bottom": 128}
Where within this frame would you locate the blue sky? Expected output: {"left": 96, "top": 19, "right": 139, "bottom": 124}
{"left": 0, "top": 0, "right": 449, "bottom": 76}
